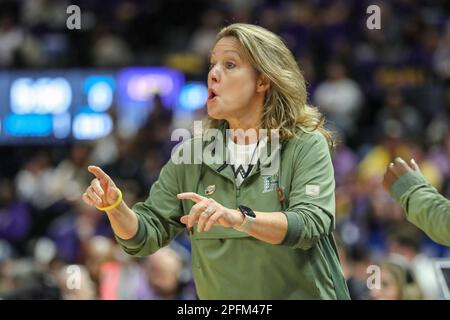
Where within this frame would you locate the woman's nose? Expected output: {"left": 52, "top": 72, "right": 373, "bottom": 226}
{"left": 209, "top": 66, "right": 220, "bottom": 83}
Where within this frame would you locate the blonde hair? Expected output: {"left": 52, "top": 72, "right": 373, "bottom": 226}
{"left": 206, "top": 23, "right": 335, "bottom": 149}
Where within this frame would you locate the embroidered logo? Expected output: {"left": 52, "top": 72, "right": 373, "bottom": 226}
{"left": 305, "top": 184, "right": 320, "bottom": 197}
{"left": 231, "top": 165, "right": 253, "bottom": 179}
{"left": 205, "top": 185, "right": 216, "bottom": 196}
{"left": 262, "top": 175, "right": 278, "bottom": 193}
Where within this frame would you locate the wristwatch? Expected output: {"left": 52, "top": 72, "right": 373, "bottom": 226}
{"left": 234, "top": 205, "right": 256, "bottom": 232}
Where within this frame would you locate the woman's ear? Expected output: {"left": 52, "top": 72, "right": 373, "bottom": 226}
{"left": 256, "top": 74, "right": 271, "bottom": 93}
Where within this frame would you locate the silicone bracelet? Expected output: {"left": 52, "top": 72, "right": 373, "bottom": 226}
{"left": 96, "top": 189, "right": 123, "bottom": 211}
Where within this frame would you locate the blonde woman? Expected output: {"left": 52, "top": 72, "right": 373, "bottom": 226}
{"left": 82, "top": 23, "right": 350, "bottom": 299}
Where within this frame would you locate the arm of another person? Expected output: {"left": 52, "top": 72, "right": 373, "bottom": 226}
{"left": 384, "top": 157, "right": 450, "bottom": 246}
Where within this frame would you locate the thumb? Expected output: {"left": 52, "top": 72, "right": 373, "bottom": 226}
{"left": 180, "top": 215, "right": 189, "bottom": 224}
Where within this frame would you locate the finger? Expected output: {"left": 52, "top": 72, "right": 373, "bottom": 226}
{"left": 197, "top": 211, "right": 211, "bottom": 233}
{"left": 177, "top": 192, "right": 206, "bottom": 203}
{"left": 410, "top": 158, "right": 420, "bottom": 172}
{"left": 188, "top": 200, "right": 209, "bottom": 229}
{"left": 197, "top": 205, "right": 216, "bottom": 233}
{"left": 82, "top": 192, "right": 96, "bottom": 207}
{"left": 393, "top": 157, "right": 411, "bottom": 176}
{"left": 387, "top": 162, "right": 397, "bottom": 176}
{"left": 86, "top": 186, "right": 102, "bottom": 206}
{"left": 88, "top": 166, "right": 111, "bottom": 190}
{"left": 204, "top": 210, "right": 223, "bottom": 232}
{"left": 90, "top": 179, "right": 104, "bottom": 197}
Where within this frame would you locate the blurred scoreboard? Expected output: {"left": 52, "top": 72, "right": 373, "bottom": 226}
{"left": 0, "top": 67, "right": 208, "bottom": 144}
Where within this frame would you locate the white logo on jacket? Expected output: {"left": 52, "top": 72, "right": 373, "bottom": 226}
{"left": 305, "top": 184, "right": 320, "bottom": 197}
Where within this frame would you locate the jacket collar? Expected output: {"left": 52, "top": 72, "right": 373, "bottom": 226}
{"left": 201, "top": 121, "right": 283, "bottom": 183}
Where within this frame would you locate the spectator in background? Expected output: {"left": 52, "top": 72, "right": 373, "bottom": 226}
{"left": 56, "top": 264, "right": 96, "bottom": 300}
{"left": 0, "top": 13, "right": 23, "bottom": 67}
{"left": 84, "top": 236, "right": 117, "bottom": 293}
{"left": 49, "top": 144, "right": 93, "bottom": 203}
{"left": 47, "top": 200, "right": 112, "bottom": 264}
{"left": 387, "top": 223, "right": 440, "bottom": 299}
{"left": 140, "top": 246, "right": 195, "bottom": 300}
{"left": 20, "top": 0, "right": 68, "bottom": 30}
{"left": 433, "top": 21, "right": 450, "bottom": 80}
{"left": 0, "top": 259, "right": 61, "bottom": 300}
{"left": 89, "top": 107, "right": 120, "bottom": 167}
{"left": 140, "top": 149, "right": 164, "bottom": 194}
{"left": 427, "top": 85, "right": 450, "bottom": 159}
{"left": 369, "top": 260, "right": 422, "bottom": 300}
{"left": 375, "top": 89, "right": 423, "bottom": 140}
{"left": 102, "top": 137, "right": 142, "bottom": 187}
{"left": 92, "top": 24, "right": 134, "bottom": 67}
{"left": 14, "top": 152, "right": 55, "bottom": 211}
{"left": 134, "top": 94, "right": 174, "bottom": 159}
{"left": 189, "top": 9, "right": 223, "bottom": 61}
{"left": 0, "top": 179, "right": 31, "bottom": 251}
{"left": 339, "top": 244, "right": 371, "bottom": 300}
{"left": 314, "top": 60, "right": 363, "bottom": 138}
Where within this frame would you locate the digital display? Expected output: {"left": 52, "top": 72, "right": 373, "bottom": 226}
{"left": 0, "top": 67, "right": 210, "bottom": 144}
{"left": 0, "top": 68, "right": 207, "bottom": 144}
{"left": 0, "top": 70, "right": 115, "bottom": 144}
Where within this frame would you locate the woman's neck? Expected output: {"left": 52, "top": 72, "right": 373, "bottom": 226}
{"left": 227, "top": 119, "right": 260, "bottom": 145}
{"left": 226, "top": 99, "right": 263, "bottom": 145}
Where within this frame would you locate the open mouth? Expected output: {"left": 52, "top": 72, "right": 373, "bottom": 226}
{"left": 207, "top": 88, "right": 218, "bottom": 101}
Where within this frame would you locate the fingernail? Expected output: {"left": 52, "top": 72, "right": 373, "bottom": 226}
{"left": 412, "top": 158, "right": 416, "bottom": 164}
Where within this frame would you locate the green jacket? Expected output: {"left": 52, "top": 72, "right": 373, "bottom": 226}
{"left": 116, "top": 124, "right": 350, "bottom": 300}
{"left": 391, "top": 171, "right": 450, "bottom": 247}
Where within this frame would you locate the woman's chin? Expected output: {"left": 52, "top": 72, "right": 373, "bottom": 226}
{"left": 206, "top": 104, "right": 225, "bottom": 120}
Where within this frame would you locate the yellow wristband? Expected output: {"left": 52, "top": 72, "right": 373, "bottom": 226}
{"left": 96, "top": 189, "right": 123, "bottom": 211}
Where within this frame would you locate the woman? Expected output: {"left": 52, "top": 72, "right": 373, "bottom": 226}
{"left": 369, "top": 261, "right": 423, "bottom": 300}
{"left": 82, "top": 23, "right": 350, "bottom": 299}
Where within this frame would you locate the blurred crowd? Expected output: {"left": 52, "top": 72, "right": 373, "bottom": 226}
{"left": 1, "top": 0, "right": 450, "bottom": 300}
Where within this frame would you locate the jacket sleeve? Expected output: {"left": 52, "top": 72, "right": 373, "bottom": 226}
{"left": 391, "top": 171, "right": 450, "bottom": 246}
{"left": 115, "top": 158, "right": 186, "bottom": 256}
{"left": 281, "top": 132, "right": 335, "bottom": 250}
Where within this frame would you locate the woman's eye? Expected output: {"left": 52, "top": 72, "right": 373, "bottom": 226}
{"left": 226, "top": 62, "right": 236, "bottom": 69}
{"left": 208, "top": 62, "right": 216, "bottom": 70}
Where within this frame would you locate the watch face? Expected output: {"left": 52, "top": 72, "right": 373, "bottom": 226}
{"left": 239, "top": 205, "right": 256, "bottom": 218}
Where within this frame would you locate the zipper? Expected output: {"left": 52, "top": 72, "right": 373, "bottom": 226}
{"left": 236, "top": 186, "right": 240, "bottom": 207}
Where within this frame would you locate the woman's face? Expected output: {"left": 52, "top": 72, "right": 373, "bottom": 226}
{"left": 207, "top": 36, "right": 266, "bottom": 123}
{"left": 370, "top": 268, "right": 402, "bottom": 300}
